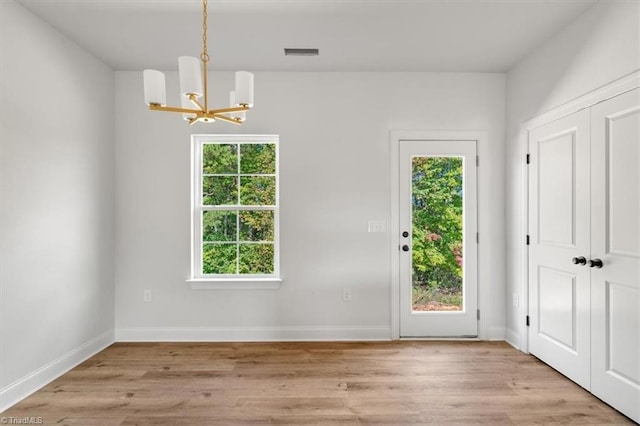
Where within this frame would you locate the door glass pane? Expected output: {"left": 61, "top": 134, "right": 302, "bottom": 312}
{"left": 411, "top": 156, "right": 463, "bottom": 312}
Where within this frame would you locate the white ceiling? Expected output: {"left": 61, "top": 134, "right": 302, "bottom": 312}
{"left": 15, "top": 0, "right": 598, "bottom": 72}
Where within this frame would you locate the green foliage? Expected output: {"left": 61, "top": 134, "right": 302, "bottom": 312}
{"left": 202, "top": 243, "right": 274, "bottom": 275}
{"left": 202, "top": 244, "right": 236, "bottom": 274}
{"left": 411, "top": 157, "right": 463, "bottom": 305}
{"left": 240, "top": 177, "right": 276, "bottom": 206}
{"left": 241, "top": 144, "right": 276, "bottom": 174}
{"left": 203, "top": 144, "right": 237, "bottom": 174}
{"left": 239, "top": 244, "right": 274, "bottom": 274}
{"left": 240, "top": 211, "right": 274, "bottom": 241}
{"left": 203, "top": 176, "right": 237, "bottom": 205}
{"left": 200, "top": 142, "right": 277, "bottom": 275}
{"left": 202, "top": 211, "right": 236, "bottom": 242}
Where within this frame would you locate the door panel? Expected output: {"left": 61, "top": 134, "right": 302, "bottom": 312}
{"left": 528, "top": 109, "right": 591, "bottom": 389}
{"left": 605, "top": 103, "right": 640, "bottom": 257}
{"left": 399, "top": 140, "right": 477, "bottom": 337}
{"left": 537, "top": 267, "right": 576, "bottom": 350}
{"left": 607, "top": 281, "right": 639, "bottom": 384}
{"left": 590, "top": 88, "right": 640, "bottom": 423}
{"left": 538, "top": 131, "right": 576, "bottom": 247}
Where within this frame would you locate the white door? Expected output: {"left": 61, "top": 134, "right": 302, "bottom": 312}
{"left": 399, "top": 140, "right": 478, "bottom": 337}
{"left": 590, "top": 88, "right": 640, "bottom": 423}
{"left": 528, "top": 109, "right": 591, "bottom": 389}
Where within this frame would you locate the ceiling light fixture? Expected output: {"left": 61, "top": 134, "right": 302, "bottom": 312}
{"left": 142, "top": 0, "right": 253, "bottom": 125}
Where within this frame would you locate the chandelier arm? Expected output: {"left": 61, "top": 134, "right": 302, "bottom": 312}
{"left": 213, "top": 114, "right": 243, "bottom": 125}
{"left": 188, "top": 96, "right": 205, "bottom": 111}
{"left": 149, "top": 105, "right": 203, "bottom": 114}
{"left": 208, "top": 105, "right": 250, "bottom": 115}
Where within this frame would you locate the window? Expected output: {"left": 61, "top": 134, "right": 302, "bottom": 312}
{"left": 190, "top": 135, "right": 280, "bottom": 286}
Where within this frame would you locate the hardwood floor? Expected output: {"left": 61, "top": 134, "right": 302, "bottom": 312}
{"left": 2, "top": 341, "right": 633, "bottom": 425}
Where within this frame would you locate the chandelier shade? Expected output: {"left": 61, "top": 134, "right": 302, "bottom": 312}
{"left": 142, "top": 0, "right": 253, "bottom": 125}
{"left": 235, "top": 71, "right": 254, "bottom": 108}
{"left": 178, "top": 56, "right": 203, "bottom": 98}
{"left": 143, "top": 70, "right": 167, "bottom": 106}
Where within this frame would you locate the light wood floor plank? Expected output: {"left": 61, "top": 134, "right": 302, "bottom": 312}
{"left": 2, "top": 341, "right": 634, "bottom": 425}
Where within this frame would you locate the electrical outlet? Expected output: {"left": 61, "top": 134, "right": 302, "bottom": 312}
{"left": 342, "top": 288, "right": 352, "bottom": 302}
{"left": 144, "top": 289, "right": 152, "bottom": 302}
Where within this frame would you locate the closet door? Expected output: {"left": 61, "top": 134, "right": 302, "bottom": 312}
{"left": 590, "top": 88, "right": 640, "bottom": 424}
{"left": 528, "top": 109, "right": 591, "bottom": 389}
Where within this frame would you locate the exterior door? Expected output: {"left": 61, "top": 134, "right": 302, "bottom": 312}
{"left": 590, "top": 88, "right": 640, "bottom": 423}
{"left": 399, "top": 140, "right": 478, "bottom": 337}
{"left": 528, "top": 109, "right": 591, "bottom": 389}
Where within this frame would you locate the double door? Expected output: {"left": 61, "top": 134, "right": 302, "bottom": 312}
{"left": 528, "top": 88, "right": 640, "bottom": 422}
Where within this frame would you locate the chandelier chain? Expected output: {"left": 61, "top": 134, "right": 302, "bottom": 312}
{"left": 201, "top": 0, "right": 209, "bottom": 62}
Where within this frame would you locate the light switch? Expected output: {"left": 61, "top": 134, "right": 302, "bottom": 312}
{"left": 368, "top": 220, "right": 386, "bottom": 233}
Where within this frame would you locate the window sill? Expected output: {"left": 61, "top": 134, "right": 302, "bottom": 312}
{"left": 187, "top": 277, "right": 283, "bottom": 290}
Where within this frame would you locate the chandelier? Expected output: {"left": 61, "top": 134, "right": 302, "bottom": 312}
{"left": 142, "top": 0, "right": 253, "bottom": 125}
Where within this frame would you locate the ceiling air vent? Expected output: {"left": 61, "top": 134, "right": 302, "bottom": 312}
{"left": 284, "top": 48, "right": 319, "bottom": 56}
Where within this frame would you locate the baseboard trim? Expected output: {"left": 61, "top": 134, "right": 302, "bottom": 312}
{"left": 486, "top": 326, "right": 506, "bottom": 341}
{"left": 116, "top": 326, "right": 392, "bottom": 342}
{"left": 505, "top": 327, "right": 521, "bottom": 351}
{"left": 0, "top": 329, "right": 115, "bottom": 413}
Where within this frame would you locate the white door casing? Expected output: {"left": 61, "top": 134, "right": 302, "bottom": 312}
{"left": 398, "top": 140, "right": 478, "bottom": 337}
{"left": 590, "top": 88, "right": 640, "bottom": 423}
{"left": 528, "top": 109, "right": 591, "bottom": 389}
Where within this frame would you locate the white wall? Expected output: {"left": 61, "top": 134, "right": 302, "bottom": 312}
{"left": 115, "top": 71, "right": 506, "bottom": 340}
{"left": 505, "top": 0, "right": 640, "bottom": 347}
{"left": 0, "top": 0, "right": 115, "bottom": 410}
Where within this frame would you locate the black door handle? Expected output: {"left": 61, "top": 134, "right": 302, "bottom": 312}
{"left": 402, "top": 245, "right": 409, "bottom": 252}
{"left": 572, "top": 256, "right": 587, "bottom": 265}
{"left": 588, "top": 258, "right": 603, "bottom": 268}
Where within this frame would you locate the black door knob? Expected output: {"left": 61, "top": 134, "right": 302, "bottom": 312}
{"left": 572, "top": 256, "right": 587, "bottom": 265}
{"left": 402, "top": 231, "right": 409, "bottom": 238}
{"left": 402, "top": 245, "right": 409, "bottom": 252}
{"left": 589, "top": 258, "right": 603, "bottom": 268}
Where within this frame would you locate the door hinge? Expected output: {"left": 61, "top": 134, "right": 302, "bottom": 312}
{"left": 477, "top": 309, "right": 480, "bottom": 320}
{"left": 526, "top": 154, "right": 530, "bottom": 164}
{"left": 476, "top": 232, "right": 479, "bottom": 243}
{"left": 526, "top": 235, "right": 530, "bottom": 245}
{"left": 476, "top": 156, "right": 479, "bottom": 167}
{"left": 526, "top": 315, "right": 530, "bottom": 327}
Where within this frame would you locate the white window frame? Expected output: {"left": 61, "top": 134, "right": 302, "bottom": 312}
{"left": 187, "top": 134, "right": 282, "bottom": 289}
